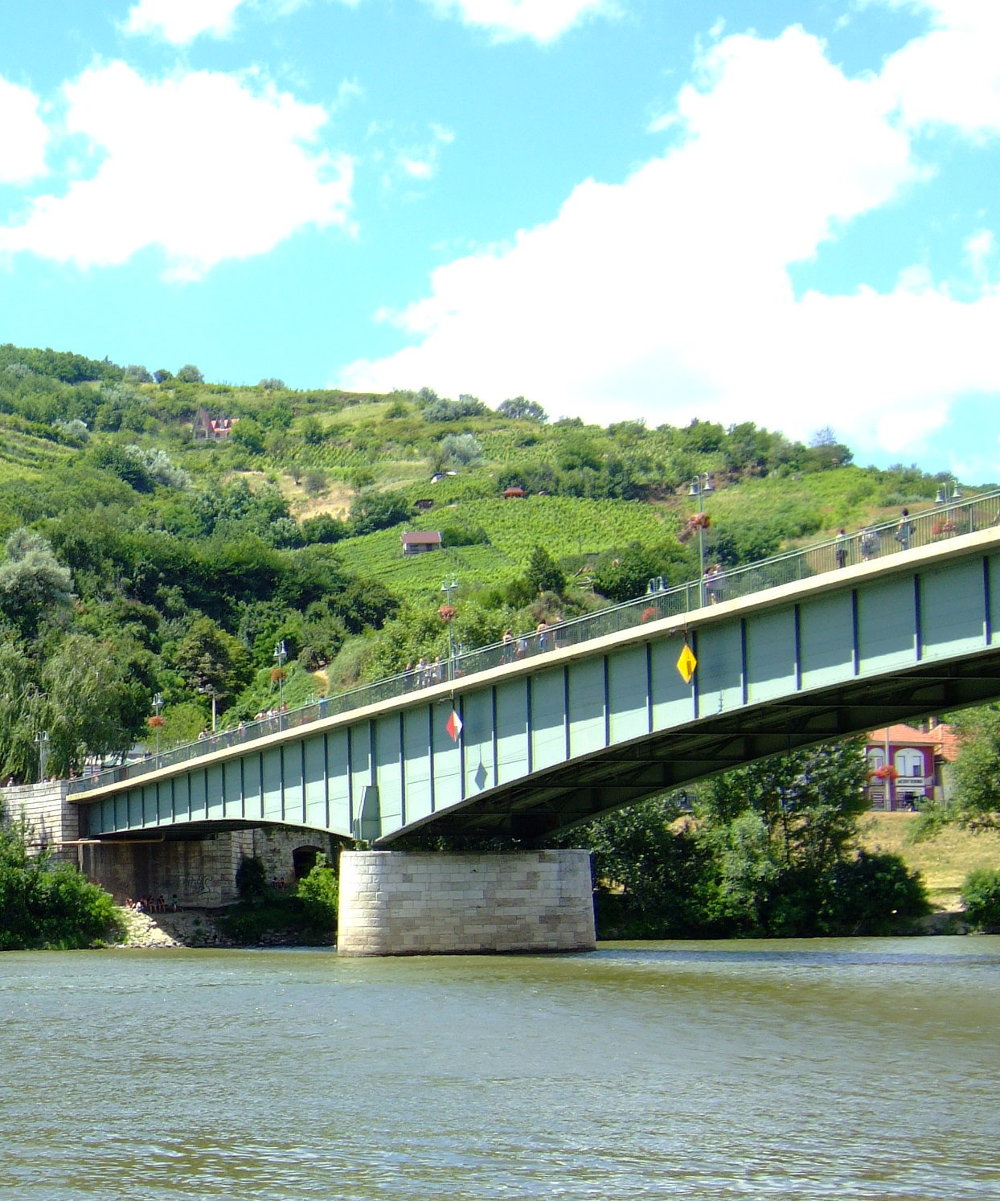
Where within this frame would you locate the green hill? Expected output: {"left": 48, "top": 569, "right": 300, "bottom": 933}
{"left": 0, "top": 343, "right": 984, "bottom": 781}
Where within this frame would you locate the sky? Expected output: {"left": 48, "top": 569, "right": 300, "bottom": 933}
{"left": 1, "top": 0, "right": 998, "bottom": 480}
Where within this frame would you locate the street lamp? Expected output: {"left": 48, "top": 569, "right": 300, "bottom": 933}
{"left": 689, "top": 473, "right": 714, "bottom": 605}
{"left": 152, "top": 693, "right": 163, "bottom": 764}
{"left": 35, "top": 730, "right": 50, "bottom": 782}
{"left": 935, "top": 478, "right": 962, "bottom": 537}
{"left": 440, "top": 578, "right": 458, "bottom": 680}
{"left": 273, "top": 640, "right": 288, "bottom": 724}
{"left": 935, "top": 478, "right": 962, "bottom": 505}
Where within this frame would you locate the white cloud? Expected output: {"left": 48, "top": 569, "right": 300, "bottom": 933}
{"left": 338, "top": 17, "right": 1000, "bottom": 465}
{"left": 0, "top": 63, "right": 353, "bottom": 280}
{"left": 124, "top": 0, "right": 250, "bottom": 44}
{"left": 124, "top": 0, "right": 361, "bottom": 44}
{"left": 422, "top": 0, "right": 619, "bottom": 43}
{"left": 0, "top": 78, "right": 49, "bottom": 184}
{"left": 872, "top": 0, "right": 1000, "bottom": 136}
{"left": 393, "top": 124, "right": 455, "bottom": 184}
{"left": 340, "top": 26, "right": 961, "bottom": 458}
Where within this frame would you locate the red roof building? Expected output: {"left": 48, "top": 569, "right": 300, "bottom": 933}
{"left": 401, "top": 531, "right": 443, "bottom": 555}
{"left": 193, "top": 407, "right": 239, "bottom": 440}
{"left": 865, "top": 722, "right": 958, "bottom": 810}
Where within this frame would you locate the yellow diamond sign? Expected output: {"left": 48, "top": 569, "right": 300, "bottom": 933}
{"left": 676, "top": 643, "right": 697, "bottom": 683}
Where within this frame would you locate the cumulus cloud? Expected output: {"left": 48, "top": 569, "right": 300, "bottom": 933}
{"left": 422, "top": 0, "right": 619, "bottom": 43}
{"left": 0, "top": 78, "right": 49, "bottom": 184}
{"left": 0, "top": 63, "right": 353, "bottom": 280}
{"left": 876, "top": 0, "right": 1000, "bottom": 136}
{"left": 339, "top": 17, "right": 1000, "bottom": 463}
{"left": 124, "top": 0, "right": 251, "bottom": 44}
{"left": 339, "top": 29, "right": 925, "bottom": 442}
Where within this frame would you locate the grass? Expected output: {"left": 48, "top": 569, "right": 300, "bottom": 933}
{"left": 860, "top": 812, "right": 1000, "bottom": 910}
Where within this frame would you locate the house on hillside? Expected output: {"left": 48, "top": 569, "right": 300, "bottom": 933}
{"left": 401, "top": 531, "right": 443, "bottom": 555}
{"left": 503, "top": 486, "right": 526, "bottom": 499}
{"left": 865, "top": 721, "right": 958, "bottom": 810}
{"left": 193, "top": 408, "right": 239, "bottom": 441}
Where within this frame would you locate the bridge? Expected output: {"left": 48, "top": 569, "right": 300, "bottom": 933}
{"left": 61, "top": 491, "right": 1000, "bottom": 953}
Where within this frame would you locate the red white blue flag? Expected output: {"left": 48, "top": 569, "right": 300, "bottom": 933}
{"left": 446, "top": 709, "right": 463, "bottom": 742}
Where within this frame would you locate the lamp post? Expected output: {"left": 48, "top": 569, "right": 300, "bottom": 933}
{"left": 273, "top": 640, "right": 288, "bottom": 725}
{"left": 152, "top": 692, "right": 163, "bottom": 764}
{"left": 35, "top": 730, "right": 50, "bottom": 782}
{"left": 440, "top": 578, "right": 458, "bottom": 680}
{"left": 935, "top": 478, "right": 962, "bottom": 536}
{"left": 689, "top": 473, "right": 714, "bottom": 605}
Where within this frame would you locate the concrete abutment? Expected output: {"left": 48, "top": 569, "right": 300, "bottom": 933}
{"left": 337, "top": 849, "right": 596, "bottom": 956}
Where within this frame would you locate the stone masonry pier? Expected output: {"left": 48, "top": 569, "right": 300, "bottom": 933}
{"left": 337, "top": 849, "right": 596, "bottom": 956}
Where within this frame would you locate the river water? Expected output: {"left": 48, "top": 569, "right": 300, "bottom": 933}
{"left": 2, "top": 937, "right": 998, "bottom": 1200}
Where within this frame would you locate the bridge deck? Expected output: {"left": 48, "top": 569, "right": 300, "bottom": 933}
{"left": 74, "top": 525, "right": 1000, "bottom": 844}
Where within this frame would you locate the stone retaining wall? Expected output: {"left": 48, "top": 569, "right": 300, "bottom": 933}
{"left": 1, "top": 781, "right": 77, "bottom": 866}
{"left": 338, "top": 849, "right": 596, "bottom": 956}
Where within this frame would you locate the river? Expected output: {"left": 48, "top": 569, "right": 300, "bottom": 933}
{"left": 2, "top": 937, "right": 998, "bottom": 1200}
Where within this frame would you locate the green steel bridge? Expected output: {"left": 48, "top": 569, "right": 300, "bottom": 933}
{"left": 69, "top": 490, "right": 1000, "bottom": 846}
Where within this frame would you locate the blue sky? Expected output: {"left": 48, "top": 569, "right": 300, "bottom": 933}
{"left": 1, "top": 1, "right": 998, "bottom": 480}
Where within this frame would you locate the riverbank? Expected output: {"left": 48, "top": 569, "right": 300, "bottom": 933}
{"left": 116, "top": 906, "right": 237, "bottom": 948}
{"left": 115, "top": 905, "right": 337, "bottom": 948}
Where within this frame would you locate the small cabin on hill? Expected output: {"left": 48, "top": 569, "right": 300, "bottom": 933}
{"left": 503, "top": 486, "right": 526, "bottom": 499}
{"left": 193, "top": 408, "right": 238, "bottom": 441}
{"left": 401, "top": 530, "right": 443, "bottom": 555}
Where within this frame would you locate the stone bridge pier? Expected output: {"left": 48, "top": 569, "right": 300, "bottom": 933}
{"left": 337, "top": 849, "right": 596, "bottom": 955}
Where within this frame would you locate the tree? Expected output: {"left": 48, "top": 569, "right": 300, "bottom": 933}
{"left": 0, "top": 802, "right": 124, "bottom": 949}
{"left": 526, "top": 545, "right": 565, "bottom": 595}
{"left": 171, "top": 617, "right": 251, "bottom": 711}
{"left": 42, "top": 633, "right": 156, "bottom": 775}
{"left": 916, "top": 706, "right": 1000, "bottom": 834}
{"left": 0, "top": 529, "right": 74, "bottom": 640}
{"left": 961, "top": 867, "right": 1000, "bottom": 932}
{"left": 349, "top": 489, "right": 412, "bottom": 536}
{"left": 438, "top": 433, "right": 483, "bottom": 468}
{"left": 0, "top": 637, "right": 46, "bottom": 782}
{"left": 695, "top": 740, "right": 926, "bottom": 936}
{"left": 296, "top": 853, "right": 339, "bottom": 933}
{"left": 565, "top": 796, "right": 715, "bottom": 937}
{"left": 592, "top": 544, "right": 676, "bottom": 604}
{"left": 176, "top": 364, "right": 204, "bottom": 383}
{"left": 498, "top": 396, "right": 548, "bottom": 422}
{"left": 235, "top": 854, "right": 268, "bottom": 901}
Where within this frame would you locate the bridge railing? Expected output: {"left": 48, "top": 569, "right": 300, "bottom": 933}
{"left": 67, "top": 486, "right": 1000, "bottom": 796}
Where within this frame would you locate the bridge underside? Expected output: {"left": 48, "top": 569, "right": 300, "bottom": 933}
{"left": 384, "top": 648, "right": 1000, "bottom": 844}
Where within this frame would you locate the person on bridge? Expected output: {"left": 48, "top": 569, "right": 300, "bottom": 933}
{"left": 895, "top": 509, "right": 914, "bottom": 551}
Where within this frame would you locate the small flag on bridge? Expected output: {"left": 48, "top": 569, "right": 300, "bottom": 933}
{"left": 446, "top": 709, "right": 463, "bottom": 742}
{"left": 676, "top": 642, "right": 697, "bottom": 684}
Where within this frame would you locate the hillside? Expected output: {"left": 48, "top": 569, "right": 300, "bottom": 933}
{"left": 0, "top": 343, "right": 986, "bottom": 782}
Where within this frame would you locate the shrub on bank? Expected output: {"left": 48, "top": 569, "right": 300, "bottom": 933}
{"left": 961, "top": 868, "right": 1000, "bottom": 932}
{"left": 0, "top": 806, "right": 125, "bottom": 950}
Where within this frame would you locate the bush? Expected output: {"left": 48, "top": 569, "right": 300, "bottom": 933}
{"left": 296, "top": 855, "right": 339, "bottom": 934}
{"left": 235, "top": 854, "right": 268, "bottom": 901}
{"left": 0, "top": 808, "right": 125, "bottom": 949}
{"left": 961, "top": 867, "right": 1000, "bottom": 932}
